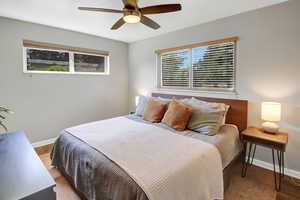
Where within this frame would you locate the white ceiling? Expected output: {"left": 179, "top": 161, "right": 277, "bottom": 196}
{"left": 0, "top": 0, "right": 287, "bottom": 43}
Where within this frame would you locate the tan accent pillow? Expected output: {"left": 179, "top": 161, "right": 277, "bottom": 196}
{"left": 143, "top": 100, "right": 167, "bottom": 123}
{"left": 162, "top": 100, "right": 193, "bottom": 131}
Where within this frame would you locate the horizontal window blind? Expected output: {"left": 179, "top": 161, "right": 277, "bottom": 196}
{"left": 158, "top": 37, "right": 236, "bottom": 91}
{"left": 192, "top": 42, "right": 235, "bottom": 89}
{"left": 161, "top": 50, "right": 190, "bottom": 87}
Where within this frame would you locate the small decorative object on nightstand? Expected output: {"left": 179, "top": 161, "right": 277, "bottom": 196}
{"left": 241, "top": 126, "right": 288, "bottom": 191}
{"left": 261, "top": 102, "right": 281, "bottom": 134}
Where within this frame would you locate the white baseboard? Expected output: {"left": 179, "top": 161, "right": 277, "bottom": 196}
{"left": 31, "top": 137, "right": 57, "bottom": 148}
{"left": 252, "top": 158, "right": 300, "bottom": 179}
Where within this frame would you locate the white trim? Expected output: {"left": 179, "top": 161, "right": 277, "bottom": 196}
{"left": 23, "top": 70, "right": 110, "bottom": 76}
{"left": 152, "top": 88, "right": 238, "bottom": 97}
{"left": 69, "top": 52, "right": 75, "bottom": 73}
{"left": 31, "top": 137, "right": 57, "bottom": 148}
{"left": 252, "top": 158, "right": 300, "bottom": 179}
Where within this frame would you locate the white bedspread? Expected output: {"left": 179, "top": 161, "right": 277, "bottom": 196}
{"left": 66, "top": 117, "right": 223, "bottom": 200}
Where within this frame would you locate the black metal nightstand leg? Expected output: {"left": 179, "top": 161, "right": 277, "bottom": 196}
{"left": 272, "top": 149, "right": 285, "bottom": 191}
{"left": 241, "top": 142, "right": 247, "bottom": 177}
{"left": 250, "top": 144, "right": 256, "bottom": 165}
{"left": 242, "top": 142, "right": 256, "bottom": 177}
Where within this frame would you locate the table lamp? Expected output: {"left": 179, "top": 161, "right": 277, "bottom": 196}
{"left": 261, "top": 102, "right": 281, "bottom": 134}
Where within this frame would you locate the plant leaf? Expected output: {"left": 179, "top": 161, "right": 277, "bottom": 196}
{"left": 0, "top": 114, "right": 5, "bottom": 119}
{"left": 0, "top": 106, "right": 13, "bottom": 114}
{"left": 0, "top": 121, "right": 7, "bottom": 132}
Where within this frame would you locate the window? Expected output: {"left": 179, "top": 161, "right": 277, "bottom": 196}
{"left": 161, "top": 50, "right": 190, "bottom": 87}
{"left": 157, "top": 37, "right": 237, "bottom": 91}
{"left": 23, "top": 40, "right": 109, "bottom": 75}
{"left": 74, "top": 53, "right": 105, "bottom": 73}
{"left": 26, "top": 49, "right": 70, "bottom": 72}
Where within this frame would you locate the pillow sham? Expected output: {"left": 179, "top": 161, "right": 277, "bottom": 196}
{"left": 156, "top": 97, "right": 172, "bottom": 104}
{"left": 143, "top": 100, "right": 168, "bottom": 123}
{"left": 222, "top": 105, "right": 230, "bottom": 124}
{"left": 189, "top": 97, "right": 230, "bottom": 125}
{"left": 135, "top": 96, "right": 151, "bottom": 116}
{"left": 162, "top": 100, "right": 193, "bottom": 131}
{"left": 183, "top": 98, "right": 227, "bottom": 135}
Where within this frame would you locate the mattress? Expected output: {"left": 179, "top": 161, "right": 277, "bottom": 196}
{"left": 51, "top": 115, "right": 242, "bottom": 200}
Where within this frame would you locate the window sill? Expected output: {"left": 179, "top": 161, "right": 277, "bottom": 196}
{"left": 153, "top": 88, "right": 239, "bottom": 97}
{"left": 23, "top": 71, "right": 110, "bottom": 76}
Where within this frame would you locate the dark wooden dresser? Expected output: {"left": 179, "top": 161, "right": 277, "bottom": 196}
{"left": 0, "top": 132, "right": 56, "bottom": 200}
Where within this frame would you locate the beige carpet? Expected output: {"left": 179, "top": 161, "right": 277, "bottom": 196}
{"left": 40, "top": 153, "right": 278, "bottom": 200}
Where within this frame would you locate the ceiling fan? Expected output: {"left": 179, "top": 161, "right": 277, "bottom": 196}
{"left": 78, "top": 0, "right": 182, "bottom": 30}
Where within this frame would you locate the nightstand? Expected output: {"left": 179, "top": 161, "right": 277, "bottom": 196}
{"left": 241, "top": 126, "right": 288, "bottom": 191}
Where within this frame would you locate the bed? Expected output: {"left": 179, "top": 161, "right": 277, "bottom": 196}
{"left": 51, "top": 93, "right": 248, "bottom": 200}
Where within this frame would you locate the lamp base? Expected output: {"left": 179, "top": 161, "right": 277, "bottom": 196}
{"left": 262, "top": 121, "right": 279, "bottom": 134}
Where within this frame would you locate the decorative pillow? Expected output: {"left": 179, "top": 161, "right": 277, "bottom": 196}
{"left": 135, "top": 96, "right": 151, "bottom": 116}
{"left": 162, "top": 100, "right": 193, "bottom": 131}
{"left": 189, "top": 97, "right": 230, "bottom": 125}
{"left": 156, "top": 97, "right": 172, "bottom": 104}
{"left": 222, "top": 105, "right": 230, "bottom": 124}
{"left": 143, "top": 100, "right": 168, "bottom": 123}
{"left": 183, "top": 98, "right": 227, "bottom": 135}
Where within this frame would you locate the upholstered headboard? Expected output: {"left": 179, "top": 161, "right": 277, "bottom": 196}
{"left": 152, "top": 93, "right": 248, "bottom": 132}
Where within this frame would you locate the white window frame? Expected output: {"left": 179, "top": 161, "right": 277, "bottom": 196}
{"left": 23, "top": 47, "right": 110, "bottom": 75}
{"left": 156, "top": 42, "right": 236, "bottom": 93}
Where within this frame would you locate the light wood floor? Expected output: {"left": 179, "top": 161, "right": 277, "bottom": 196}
{"left": 40, "top": 153, "right": 280, "bottom": 200}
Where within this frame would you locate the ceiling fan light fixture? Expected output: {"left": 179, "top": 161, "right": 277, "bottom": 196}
{"left": 79, "top": 1, "right": 182, "bottom": 30}
{"left": 123, "top": 11, "right": 141, "bottom": 23}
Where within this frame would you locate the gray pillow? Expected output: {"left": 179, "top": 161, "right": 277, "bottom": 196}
{"left": 184, "top": 98, "right": 226, "bottom": 135}
{"left": 156, "top": 97, "right": 172, "bottom": 104}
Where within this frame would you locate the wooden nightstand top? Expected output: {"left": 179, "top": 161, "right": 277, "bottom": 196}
{"left": 242, "top": 126, "right": 288, "bottom": 145}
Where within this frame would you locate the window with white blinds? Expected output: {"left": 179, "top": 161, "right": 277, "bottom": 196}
{"left": 161, "top": 50, "right": 190, "bottom": 87}
{"left": 158, "top": 39, "right": 236, "bottom": 91}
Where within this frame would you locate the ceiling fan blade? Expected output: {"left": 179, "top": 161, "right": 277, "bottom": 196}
{"left": 140, "top": 16, "right": 160, "bottom": 30}
{"left": 140, "top": 4, "right": 182, "bottom": 15}
{"left": 111, "top": 18, "right": 126, "bottom": 30}
{"left": 78, "top": 7, "right": 124, "bottom": 13}
{"left": 122, "top": 0, "right": 137, "bottom": 9}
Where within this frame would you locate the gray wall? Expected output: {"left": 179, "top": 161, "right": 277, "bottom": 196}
{"left": 128, "top": 0, "right": 300, "bottom": 171}
{"left": 0, "top": 17, "right": 129, "bottom": 143}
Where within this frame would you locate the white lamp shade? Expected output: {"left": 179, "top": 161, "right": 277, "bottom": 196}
{"left": 261, "top": 102, "right": 281, "bottom": 122}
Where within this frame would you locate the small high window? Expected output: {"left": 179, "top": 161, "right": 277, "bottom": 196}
{"left": 23, "top": 40, "right": 109, "bottom": 75}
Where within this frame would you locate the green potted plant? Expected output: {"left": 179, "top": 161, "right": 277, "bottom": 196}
{"left": 0, "top": 106, "right": 13, "bottom": 139}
